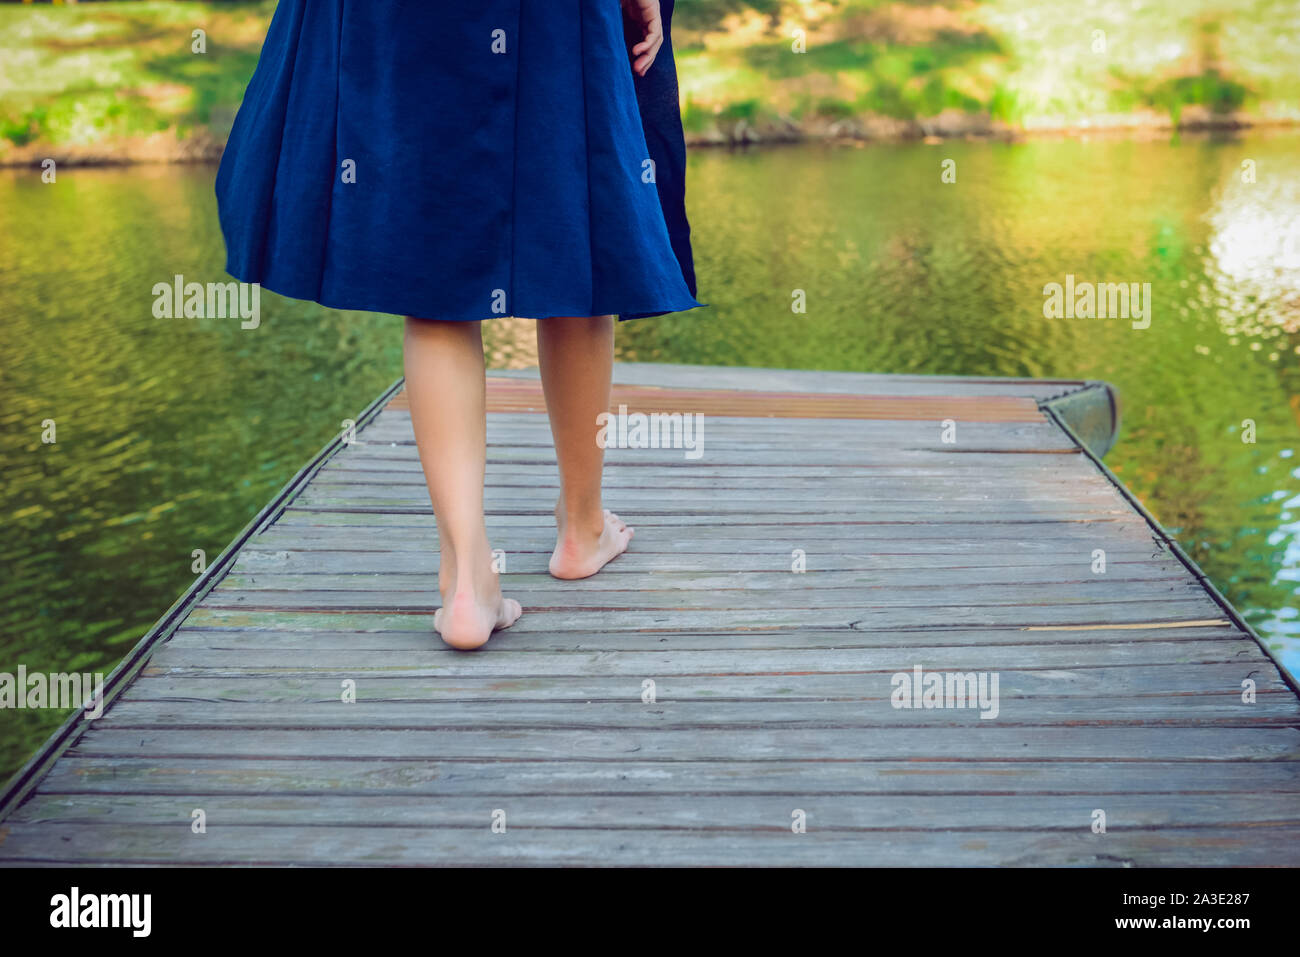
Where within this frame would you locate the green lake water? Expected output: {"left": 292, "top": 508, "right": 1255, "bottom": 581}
{"left": 2, "top": 133, "right": 1298, "bottom": 779}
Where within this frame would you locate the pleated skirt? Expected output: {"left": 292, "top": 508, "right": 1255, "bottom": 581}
{"left": 215, "top": 0, "right": 702, "bottom": 321}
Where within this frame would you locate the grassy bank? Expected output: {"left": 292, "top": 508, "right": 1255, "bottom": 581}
{"left": 0, "top": 1, "right": 269, "bottom": 162}
{"left": 1, "top": 0, "right": 1298, "bottom": 161}
{"left": 676, "top": 0, "right": 1300, "bottom": 142}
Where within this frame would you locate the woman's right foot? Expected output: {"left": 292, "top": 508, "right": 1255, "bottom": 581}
{"left": 550, "top": 507, "right": 634, "bottom": 580}
{"left": 435, "top": 587, "right": 521, "bottom": 650}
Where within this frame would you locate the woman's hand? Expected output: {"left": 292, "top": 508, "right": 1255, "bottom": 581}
{"left": 621, "top": 0, "right": 664, "bottom": 77}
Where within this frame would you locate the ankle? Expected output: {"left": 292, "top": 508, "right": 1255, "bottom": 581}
{"left": 562, "top": 514, "right": 605, "bottom": 543}
{"left": 440, "top": 557, "right": 499, "bottom": 601}
{"left": 556, "top": 501, "right": 604, "bottom": 537}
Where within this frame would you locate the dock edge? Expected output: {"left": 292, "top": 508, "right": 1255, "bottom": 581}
{"left": 1039, "top": 381, "right": 1299, "bottom": 698}
{"left": 0, "top": 377, "right": 409, "bottom": 824}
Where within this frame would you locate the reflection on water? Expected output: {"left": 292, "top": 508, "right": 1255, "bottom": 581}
{"left": 1206, "top": 168, "right": 1300, "bottom": 334}
{"left": 1200, "top": 161, "right": 1300, "bottom": 656}
{"left": 2, "top": 132, "right": 1298, "bottom": 776}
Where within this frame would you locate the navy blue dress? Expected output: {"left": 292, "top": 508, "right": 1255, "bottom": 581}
{"left": 215, "top": 1, "right": 702, "bottom": 322}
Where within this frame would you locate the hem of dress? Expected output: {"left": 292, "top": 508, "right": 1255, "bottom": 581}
{"left": 618, "top": 300, "right": 708, "bottom": 322}
{"left": 226, "top": 260, "right": 704, "bottom": 322}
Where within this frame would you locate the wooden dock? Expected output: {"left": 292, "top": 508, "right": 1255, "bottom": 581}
{"left": 2, "top": 362, "right": 1297, "bottom": 866}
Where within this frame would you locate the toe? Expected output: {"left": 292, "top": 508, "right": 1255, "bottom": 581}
{"left": 501, "top": 598, "right": 523, "bottom": 628}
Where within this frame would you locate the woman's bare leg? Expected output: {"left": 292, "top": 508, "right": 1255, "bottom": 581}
{"left": 404, "top": 317, "right": 521, "bottom": 649}
{"left": 536, "top": 315, "right": 634, "bottom": 579}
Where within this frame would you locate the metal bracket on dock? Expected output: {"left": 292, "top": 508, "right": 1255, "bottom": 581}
{"left": 1039, "top": 381, "right": 1121, "bottom": 459}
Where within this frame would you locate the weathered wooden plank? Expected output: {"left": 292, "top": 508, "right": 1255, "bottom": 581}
{"left": 202, "top": 579, "right": 1211, "bottom": 613}
{"left": 3, "top": 822, "right": 1295, "bottom": 866}
{"left": 458, "top": 377, "right": 1051, "bottom": 418}
{"left": 219, "top": 566, "right": 1193, "bottom": 592}
{"left": 294, "top": 501, "right": 1134, "bottom": 521}
{"left": 401, "top": 405, "right": 1052, "bottom": 422}
{"left": 307, "top": 469, "right": 1129, "bottom": 490}
{"left": 598, "top": 362, "right": 1088, "bottom": 400}
{"left": 180, "top": 607, "right": 1229, "bottom": 636}
{"left": 66, "top": 726, "right": 1300, "bottom": 761}
{"left": 247, "top": 525, "right": 1166, "bottom": 551}
{"left": 11, "top": 792, "right": 1297, "bottom": 830}
{"left": 344, "top": 441, "right": 1085, "bottom": 461}
{"left": 374, "top": 412, "right": 1060, "bottom": 434}
{"left": 391, "top": 442, "right": 1075, "bottom": 460}
{"left": 365, "top": 442, "right": 1085, "bottom": 460}
{"left": 35, "top": 757, "right": 1300, "bottom": 797}
{"left": 231, "top": 544, "right": 1178, "bottom": 574}
{"left": 434, "top": 374, "right": 1056, "bottom": 420}
{"left": 361, "top": 416, "right": 1071, "bottom": 438}
{"left": 178, "top": 601, "right": 1230, "bottom": 633}
{"left": 281, "top": 510, "right": 1146, "bottom": 530}
{"left": 295, "top": 488, "right": 1129, "bottom": 511}
{"left": 316, "top": 464, "right": 1117, "bottom": 486}
{"left": 381, "top": 406, "right": 1049, "bottom": 425}
{"left": 304, "top": 476, "right": 1129, "bottom": 497}
{"left": 160, "top": 621, "right": 1245, "bottom": 648}
{"left": 95, "top": 696, "right": 1300, "bottom": 730}
{"left": 285, "top": 504, "right": 1136, "bottom": 523}
{"left": 324, "top": 459, "right": 1112, "bottom": 478}
{"left": 359, "top": 440, "right": 1084, "bottom": 460}
{"left": 127, "top": 661, "right": 1288, "bottom": 699}
{"left": 269, "top": 512, "right": 1157, "bottom": 534}
{"left": 364, "top": 427, "right": 1074, "bottom": 449}
{"left": 141, "top": 639, "right": 1268, "bottom": 674}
